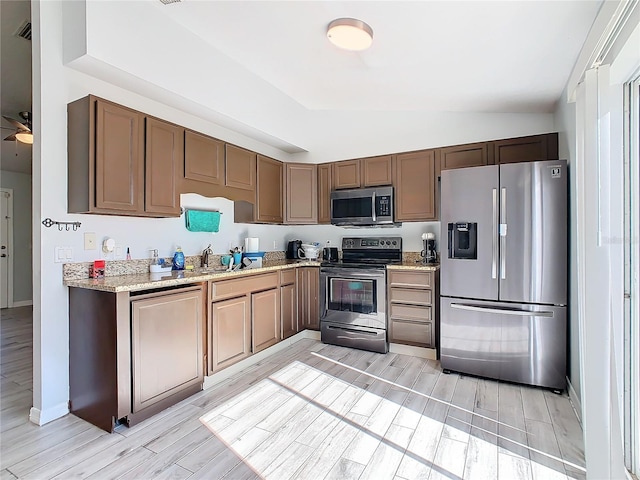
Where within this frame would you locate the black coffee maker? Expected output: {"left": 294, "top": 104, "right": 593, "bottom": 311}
{"left": 286, "top": 240, "right": 303, "bottom": 259}
{"left": 421, "top": 233, "right": 438, "bottom": 264}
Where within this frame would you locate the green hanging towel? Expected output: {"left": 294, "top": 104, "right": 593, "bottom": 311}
{"left": 185, "top": 210, "right": 221, "bottom": 232}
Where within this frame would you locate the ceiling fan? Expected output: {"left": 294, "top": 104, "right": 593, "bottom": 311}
{"left": 2, "top": 111, "right": 33, "bottom": 144}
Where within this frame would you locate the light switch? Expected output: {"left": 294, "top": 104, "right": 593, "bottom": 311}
{"left": 54, "top": 246, "right": 73, "bottom": 263}
{"left": 84, "top": 232, "right": 97, "bottom": 250}
{"left": 115, "top": 245, "right": 123, "bottom": 258}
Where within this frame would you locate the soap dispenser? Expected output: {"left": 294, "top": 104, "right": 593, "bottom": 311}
{"left": 172, "top": 246, "right": 185, "bottom": 271}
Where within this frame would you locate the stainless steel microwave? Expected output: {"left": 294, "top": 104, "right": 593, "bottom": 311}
{"left": 330, "top": 186, "right": 395, "bottom": 226}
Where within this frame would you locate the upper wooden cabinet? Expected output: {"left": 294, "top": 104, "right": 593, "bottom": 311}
{"left": 493, "top": 133, "right": 559, "bottom": 164}
{"left": 145, "top": 117, "right": 183, "bottom": 217}
{"left": 439, "top": 142, "right": 491, "bottom": 172}
{"left": 317, "top": 163, "right": 332, "bottom": 224}
{"left": 68, "top": 96, "right": 182, "bottom": 217}
{"left": 394, "top": 150, "right": 437, "bottom": 222}
{"left": 362, "top": 155, "right": 393, "bottom": 187}
{"left": 333, "top": 159, "right": 361, "bottom": 189}
{"left": 225, "top": 144, "right": 256, "bottom": 191}
{"left": 285, "top": 163, "right": 318, "bottom": 224}
{"left": 255, "top": 155, "right": 283, "bottom": 223}
{"left": 184, "top": 130, "right": 224, "bottom": 185}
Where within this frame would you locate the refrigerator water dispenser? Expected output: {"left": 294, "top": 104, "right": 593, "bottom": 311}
{"left": 448, "top": 222, "right": 477, "bottom": 259}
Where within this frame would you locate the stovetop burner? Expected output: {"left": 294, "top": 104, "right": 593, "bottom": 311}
{"left": 324, "top": 236, "right": 403, "bottom": 267}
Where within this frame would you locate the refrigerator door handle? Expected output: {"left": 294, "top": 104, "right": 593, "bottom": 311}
{"left": 450, "top": 303, "right": 554, "bottom": 318}
{"left": 500, "top": 187, "right": 507, "bottom": 280}
{"left": 492, "top": 188, "right": 498, "bottom": 279}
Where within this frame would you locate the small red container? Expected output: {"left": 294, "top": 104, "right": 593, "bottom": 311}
{"left": 89, "top": 260, "right": 105, "bottom": 279}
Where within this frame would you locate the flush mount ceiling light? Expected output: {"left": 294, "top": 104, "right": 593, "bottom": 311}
{"left": 327, "top": 18, "right": 373, "bottom": 51}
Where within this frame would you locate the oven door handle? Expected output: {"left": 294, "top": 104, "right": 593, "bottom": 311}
{"left": 321, "top": 268, "right": 385, "bottom": 278}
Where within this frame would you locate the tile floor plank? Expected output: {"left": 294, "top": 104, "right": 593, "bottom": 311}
{"left": 1, "top": 306, "right": 586, "bottom": 480}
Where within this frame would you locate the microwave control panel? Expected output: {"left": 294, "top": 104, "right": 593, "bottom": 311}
{"left": 376, "top": 195, "right": 392, "bottom": 216}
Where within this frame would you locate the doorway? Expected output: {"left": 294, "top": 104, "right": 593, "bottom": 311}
{"left": 1, "top": 188, "right": 14, "bottom": 308}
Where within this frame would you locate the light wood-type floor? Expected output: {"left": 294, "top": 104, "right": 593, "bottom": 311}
{"left": 0, "top": 306, "right": 586, "bottom": 479}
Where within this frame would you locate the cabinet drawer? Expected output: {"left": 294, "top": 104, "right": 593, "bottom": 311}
{"left": 389, "top": 287, "right": 432, "bottom": 306}
{"left": 280, "top": 268, "right": 296, "bottom": 285}
{"left": 389, "top": 319, "right": 433, "bottom": 347}
{"left": 210, "top": 272, "right": 279, "bottom": 301}
{"left": 389, "top": 303, "right": 432, "bottom": 322}
{"left": 388, "top": 270, "right": 433, "bottom": 288}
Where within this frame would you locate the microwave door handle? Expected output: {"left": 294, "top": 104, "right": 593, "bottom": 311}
{"left": 371, "top": 192, "right": 377, "bottom": 222}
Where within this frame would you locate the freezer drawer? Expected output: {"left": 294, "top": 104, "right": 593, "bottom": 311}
{"left": 440, "top": 297, "right": 566, "bottom": 390}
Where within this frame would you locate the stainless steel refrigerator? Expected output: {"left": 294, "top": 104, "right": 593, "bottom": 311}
{"left": 440, "top": 159, "right": 567, "bottom": 390}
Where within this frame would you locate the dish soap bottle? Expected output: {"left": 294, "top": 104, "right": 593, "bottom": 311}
{"left": 172, "top": 246, "right": 185, "bottom": 271}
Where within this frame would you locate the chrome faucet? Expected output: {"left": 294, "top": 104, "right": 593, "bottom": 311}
{"left": 202, "top": 244, "right": 213, "bottom": 268}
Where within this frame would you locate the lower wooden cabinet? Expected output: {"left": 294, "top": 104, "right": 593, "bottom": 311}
{"left": 210, "top": 295, "right": 251, "bottom": 372}
{"left": 298, "top": 267, "right": 319, "bottom": 330}
{"left": 131, "top": 287, "right": 203, "bottom": 413}
{"left": 281, "top": 269, "right": 298, "bottom": 339}
{"left": 387, "top": 269, "right": 439, "bottom": 349}
{"left": 252, "top": 288, "right": 281, "bottom": 353}
{"left": 209, "top": 272, "right": 280, "bottom": 373}
{"left": 68, "top": 284, "right": 206, "bottom": 432}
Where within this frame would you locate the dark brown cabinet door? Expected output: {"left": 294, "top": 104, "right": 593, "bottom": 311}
{"left": 184, "top": 130, "right": 224, "bottom": 184}
{"left": 493, "top": 133, "right": 559, "bottom": 164}
{"left": 317, "top": 163, "right": 333, "bottom": 224}
{"left": 394, "top": 150, "right": 437, "bottom": 221}
{"left": 281, "top": 282, "right": 297, "bottom": 339}
{"left": 333, "top": 159, "right": 361, "bottom": 189}
{"left": 131, "top": 288, "right": 203, "bottom": 413}
{"left": 439, "top": 142, "right": 491, "bottom": 171}
{"left": 286, "top": 163, "right": 318, "bottom": 224}
{"left": 95, "top": 99, "right": 144, "bottom": 213}
{"left": 211, "top": 295, "right": 251, "bottom": 372}
{"left": 225, "top": 144, "right": 256, "bottom": 191}
{"left": 362, "top": 155, "right": 393, "bottom": 187}
{"left": 252, "top": 288, "right": 281, "bottom": 353}
{"left": 298, "top": 267, "right": 319, "bottom": 330}
{"left": 256, "top": 155, "right": 283, "bottom": 223}
{"left": 145, "top": 117, "right": 183, "bottom": 217}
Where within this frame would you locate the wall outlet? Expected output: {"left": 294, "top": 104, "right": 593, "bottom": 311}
{"left": 84, "top": 232, "right": 97, "bottom": 250}
{"left": 115, "top": 245, "right": 123, "bottom": 259}
{"left": 273, "top": 240, "right": 277, "bottom": 249}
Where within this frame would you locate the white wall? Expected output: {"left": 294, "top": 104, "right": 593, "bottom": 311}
{"left": 553, "top": 90, "right": 581, "bottom": 407}
{"left": 32, "top": 0, "right": 557, "bottom": 424}
{"left": 0, "top": 171, "right": 32, "bottom": 304}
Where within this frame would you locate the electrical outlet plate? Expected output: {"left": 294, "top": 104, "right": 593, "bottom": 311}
{"left": 84, "top": 232, "right": 96, "bottom": 250}
{"left": 54, "top": 246, "right": 74, "bottom": 263}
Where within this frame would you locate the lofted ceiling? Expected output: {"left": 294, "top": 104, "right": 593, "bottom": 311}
{"left": 152, "top": 0, "right": 603, "bottom": 114}
{"left": 0, "top": 0, "right": 604, "bottom": 173}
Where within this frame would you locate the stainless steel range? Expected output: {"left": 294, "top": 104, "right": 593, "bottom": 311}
{"left": 319, "top": 236, "right": 402, "bottom": 354}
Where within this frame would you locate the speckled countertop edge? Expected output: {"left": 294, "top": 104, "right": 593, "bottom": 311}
{"left": 63, "top": 260, "right": 320, "bottom": 293}
{"left": 63, "top": 259, "right": 439, "bottom": 293}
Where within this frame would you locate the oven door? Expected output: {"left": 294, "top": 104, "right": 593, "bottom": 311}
{"left": 320, "top": 267, "right": 386, "bottom": 330}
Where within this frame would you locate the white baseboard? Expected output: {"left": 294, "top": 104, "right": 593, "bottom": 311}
{"left": 29, "top": 402, "right": 69, "bottom": 426}
{"left": 566, "top": 376, "right": 582, "bottom": 424}
{"left": 203, "top": 330, "right": 321, "bottom": 390}
{"left": 389, "top": 343, "right": 437, "bottom": 360}
{"left": 11, "top": 300, "right": 32, "bottom": 308}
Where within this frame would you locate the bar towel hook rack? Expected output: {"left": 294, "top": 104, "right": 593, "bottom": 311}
{"left": 42, "top": 218, "right": 82, "bottom": 231}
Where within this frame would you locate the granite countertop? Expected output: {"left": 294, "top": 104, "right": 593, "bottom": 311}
{"left": 63, "top": 258, "right": 439, "bottom": 293}
{"left": 64, "top": 259, "right": 321, "bottom": 293}
{"left": 389, "top": 261, "right": 440, "bottom": 271}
